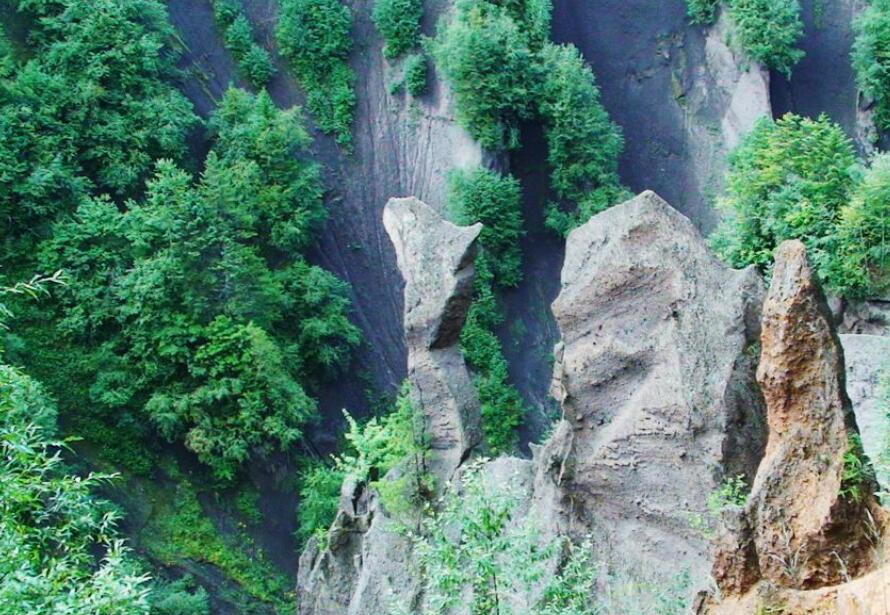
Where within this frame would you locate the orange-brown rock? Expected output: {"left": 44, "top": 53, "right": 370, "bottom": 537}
{"left": 716, "top": 240, "right": 882, "bottom": 594}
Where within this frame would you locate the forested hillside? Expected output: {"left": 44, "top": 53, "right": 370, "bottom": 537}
{"left": 2, "top": 0, "right": 890, "bottom": 613}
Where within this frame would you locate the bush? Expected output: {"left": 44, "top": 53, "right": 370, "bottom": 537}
{"left": 853, "top": 0, "right": 890, "bottom": 133}
{"left": 448, "top": 167, "right": 525, "bottom": 286}
{"left": 276, "top": 0, "right": 356, "bottom": 146}
{"left": 213, "top": 2, "right": 277, "bottom": 89}
{"left": 710, "top": 114, "right": 860, "bottom": 294}
{"left": 447, "top": 168, "right": 526, "bottom": 453}
{"left": 728, "top": 0, "right": 805, "bottom": 77}
{"left": 372, "top": 0, "right": 423, "bottom": 58}
{"left": 431, "top": 0, "right": 537, "bottom": 150}
{"left": 296, "top": 384, "right": 427, "bottom": 543}
{"left": 537, "top": 43, "right": 625, "bottom": 233}
{"left": 830, "top": 152, "right": 890, "bottom": 297}
{"left": 404, "top": 52, "right": 428, "bottom": 96}
{"left": 686, "top": 0, "right": 720, "bottom": 24}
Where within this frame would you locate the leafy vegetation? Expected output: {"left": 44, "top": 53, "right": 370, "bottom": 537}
{"left": 296, "top": 384, "right": 429, "bottom": 544}
{"left": 686, "top": 0, "right": 720, "bottom": 25}
{"left": 537, "top": 43, "right": 628, "bottom": 235}
{"left": 399, "top": 461, "right": 692, "bottom": 615}
{"left": 710, "top": 114, "right": 866, "bottom": 295}
{"left": 404, "top": 52, "right": 429, "bottom": 96}
{"left": 708, "top": 475, "right": 749, "bottom": 513}
{"left": 854, "top": 0, "right": 890, "bottom": 133}
{"left": 276, "top": 0, "right": 356, "bottom": 146}
{"left": 728, "top": 0, "right": 805, "bottom": 77}
{"left": 212, "top": 0, "right": 277, "bottom": 88}
{"left": 840, "top": 434, "right": 876, "bottom": 503}
{"left": 372, "top": 0, "right": 423, "bottom": 59}
{"left": 0, "top": 0, "right": 199, "bottom": 247}
{"left": 448, "top": 168, "right": 526, "bottom": 453}
{"left": 431, "top": 0, "right": 539, "bottom": 150}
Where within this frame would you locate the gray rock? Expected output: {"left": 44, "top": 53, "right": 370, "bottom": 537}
{"left": 548, "top": 190, "right": 767, "bottom": 579}
{"left": 841, "top": 334, "right": 890, "bottom": 493}
{"left": 297, "top": 198, "right": 485, "bottom": 615}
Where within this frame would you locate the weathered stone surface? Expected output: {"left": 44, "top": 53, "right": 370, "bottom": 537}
{"left": 383, "top": 197, "right": 485, "bottom": 478}
{"left": 548, "top": 190, "right": 766, "bottom": 576}
{"left": 841, "top": 334, "right": 890, "bottom": 494}
{"left": 842, "top": 296, "right": 890, "bottom": 336}
{"left": 297, "top": 198, "right": 485, "bottom": 615}
{"left": 741, "top": 240, "right": 879, "bottom": 590}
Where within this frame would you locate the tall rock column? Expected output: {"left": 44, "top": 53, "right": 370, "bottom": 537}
{"left": 297, "top": 197, "right": 484, "bottom": 614}
{"left": 745, "top": 240, "right": 881, "bottom": 589}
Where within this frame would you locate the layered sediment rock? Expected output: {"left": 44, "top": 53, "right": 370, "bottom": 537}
{"left": 547, "top": 190, "right": 766, "bottom": 574}
{"left": 297, "top": 198, "right": 484, "bottom": 615}
{"left": 713, "top": 241, "right": 883, "bottom": 597}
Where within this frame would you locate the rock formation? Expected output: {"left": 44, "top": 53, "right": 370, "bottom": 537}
{"left": 713, "top": 241, "right": 882, "bottom": 597}
{"left": 297, "top": 197, "right": 484, "bottom": 615}
{"left": 841, "top": 334, "right": 890, "bottom": 495}
{"left": 546, "top": 190, "right": 766, "bottom": 575}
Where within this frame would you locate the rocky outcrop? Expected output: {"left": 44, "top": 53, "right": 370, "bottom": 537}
{"left": 842, "top": 334, "right": 890, "bottom": 494}
{"left": 712, "top": 241, "right": 882, "bottom": 597}
{"left": 297, "top": 198, "right": 484, "bottom": 615}
{"left": 547, "top": 190, "right": 766, "bottom": 576}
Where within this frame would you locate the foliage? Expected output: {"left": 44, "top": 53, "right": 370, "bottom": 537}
{"left": 686, "top": 0, "right": 720, "bottom": 25}
{"left": 296, "top": 384, "right": 428, "bottom": 544}
{"left": 537, "top": 43, "right": 627, "bottom": 234}
{"left": 710, "top": 114, "right": 861, "bottom": 295}
{"left": 840, "top": 434, "right": 875, "bottom": 503}
{"left": 447, "top": 168, "right": 526, "bottom": 453}
{"left": 141, "top": 465, "right": 295, "bottom": 612}
{"left": 853, "top": 0, "right": 890, "bottom": 133}
{"left": 431, "top": 0, "right": 538, "bottom": 150}
{"left": 707, "top": 474, "right": 749, "bottom": 513}
{"left": 212, "top": 0, "right": 277, "bottom": 88}
{"left": 148, "top": 576, "right": 210, "bottom": 615}
{"left": 728, "top": 0, "right": 805, "bottom": 77}
{"left": 372, "top": 0, "right": 423, "bottom": 58}
{"left": 40, "top": 89, "right": 360, "bottom": 480}
{"left": 0, "top": 368, "right": 151, "bottom": 614}
{"left": 404, "top": 52, "right": 429, "bottom": 97}
{"left": 830, "top": 152, "right": 890, "bottom": 297}
{"left": 0, "top": 0, "right": 199, "bottom": 245}
{"left": 276, "top": 0, "right": 356, "bottom": 146}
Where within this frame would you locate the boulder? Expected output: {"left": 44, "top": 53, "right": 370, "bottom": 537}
{"left": 548, "top": 190, "right": 766, "bottom": 577}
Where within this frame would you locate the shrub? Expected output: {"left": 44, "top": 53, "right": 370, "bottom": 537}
{"left": 277, "top": 0, "right": 356, "bottom": 146}
{"left": 448, "top": 167, "right": 525, "bottom": 286}
{"left": 447, "top": 167, "right": 526, "bottom": 453}
{"left": 853, "top": 0, "right": 890, "bottom": 133}
{"left": 404, "top": 52, "right": 428, "bottom": 96}
{"left": 213, "top": 2, "right": 277, "bottom": 89}
{"left": 830, "top": 152, "right": 890, "bottom": 297}
{"left": 728, "top": 0, "right": 805, "bottom": 77}
{"left": 537, "top": 43, "right": 626, "bottom": 233}
{"left": 431, "top": 0, "right": 537, "bottom": 149}
{"left": 686, "top": 0, "right": 720, "bottom": 24}
{"left": 296, "top": 384, "right": 428, "bottom": 544}
{"left": 372, "top": 0, "right": 423, "bottom": 58}
{"left": 710, "top": 114, "right": 859, "bottom": 293}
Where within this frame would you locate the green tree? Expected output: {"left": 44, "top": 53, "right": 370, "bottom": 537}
{"left": 447, "top": 168, "right": 526, "bottom": 453}
{"left": 686, "top": 0, "right": 720, "bottom": 25}
{"left": 372, "top": 0, "right": 423, "bottom": 58}
{"left": 431, "top": 0, "right": 538, "bottom": 150}
{"left": 853, "top": 0, "right": 890, "bottom": 133}
{"left": 404, "top": 52, "right": 429, "bottom": 96}
{"left": 213, "top": 3, "right": 277, "bottom": 89}
{"left": 276, "top": 0, "right": 356, "bottom": 146}
{"left": 728, "top": 0, "right": 805, "bottom": 77}
{"left": 710, "top": 114, "right": 859, "bottom": 293}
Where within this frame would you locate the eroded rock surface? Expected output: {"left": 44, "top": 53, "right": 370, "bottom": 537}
{"left": 714, "top": 241, "right": 882, "bottom": 596}
{"left": 548, "top": 190, "right": 766, "bottom": 576}
{"left": 842, "top": 334, "right": 890, "bottom": 494}
{"left": 297, "top": 198, "right": 484, "bottom": 615}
